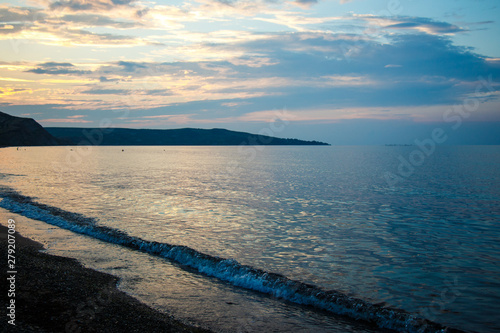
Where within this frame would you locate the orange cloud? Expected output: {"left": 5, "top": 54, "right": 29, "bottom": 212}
{"left": 38, "top": 118, "right": 93, "bottom": 123}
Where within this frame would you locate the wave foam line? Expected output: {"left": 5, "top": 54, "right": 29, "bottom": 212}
{"left": 0, "top": 190, "right": 465, "bottom": 333}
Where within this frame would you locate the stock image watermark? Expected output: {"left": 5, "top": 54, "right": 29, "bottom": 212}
{"left": 223, "top": 107, "right": 294, "bottom": 177}
{"left": 419, "top": 276, "right": 463, "bottom": 324}
{"left": 401, "top": 276, "right": 464, "bottom": 333}
{"left": 65, "top": 286, "right": 113, "bottom": 333}
{"left": 235, "top": 304, "right": 268, "bottom": 333}
{"left": 6, "top": 218, "right": 17, "bottom": 326}
{"left": 50, "top": 63, "right": 165, "bottom": 176}
{"left": 384, "top": 74, "right": 495, "bottom": 186}
{"left": 337, "top": 0, "right": 404, "bottom": 62}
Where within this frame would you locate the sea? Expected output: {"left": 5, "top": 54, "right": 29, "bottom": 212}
{"left": 0, "top": 145, "right": 499, "bottom": 333}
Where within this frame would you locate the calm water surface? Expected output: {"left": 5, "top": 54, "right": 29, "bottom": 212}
{"left": 0, "top": 146, "right": 499, "bottom": 333}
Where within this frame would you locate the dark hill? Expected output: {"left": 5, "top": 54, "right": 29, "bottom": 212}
{"left": 0, "top": 111, "right": 65, "bottom": 147}
{"left": 0, "top": 111, "right": 329, "bottom": 147}
{"left": 45, "top": 127, "right": 329, "bottom": 146}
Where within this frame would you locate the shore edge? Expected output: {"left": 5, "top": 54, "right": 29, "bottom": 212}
{"left": 0, "top": 224, "right": 212, "bottom": 333}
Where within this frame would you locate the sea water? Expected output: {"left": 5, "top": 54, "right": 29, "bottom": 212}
{"left": 0, "top": 146, "right": 499, "bottom": 332}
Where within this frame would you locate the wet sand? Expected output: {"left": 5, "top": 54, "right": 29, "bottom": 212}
{"left": 0, "top": 223, "right": 211, "bottom": 332}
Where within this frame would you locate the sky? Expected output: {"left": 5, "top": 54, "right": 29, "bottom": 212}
{"left": 0, "top": 0, "right": 499, "bottom": 144}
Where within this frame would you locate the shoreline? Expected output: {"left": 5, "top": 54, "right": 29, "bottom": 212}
{"left": 0, "top": 223, "right": 211, "bottom": 333}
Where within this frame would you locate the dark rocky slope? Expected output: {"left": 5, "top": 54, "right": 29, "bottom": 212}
{"left": 0, "top": 111, "right": 64, "bottom": 147}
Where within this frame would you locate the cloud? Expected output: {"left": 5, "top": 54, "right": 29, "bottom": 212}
{"left": 82, "top": 88, "right": 173, "bottom": 96}
{"left": 228, "top": 56, "right": 279, "bottom": 68}
{"left": 296, "top": 0, "right": 318, "bottom": 4}
{"left": 81, "top": 88, "right": 130, "bottom": 95}
{"left": 38, "top": 117, "right": 93, "bottom": 123}
{"left": 1, "top": 1, "right": 499, "bottom": 125}
{"left": 175, "top": 32, "right": 499, "bottom": 113}
{"left": 46, "top": 27, "right": 151, "bottom": 46}
{"left": 55, "top": 14, "right": 139, "bottom": 28}
{"left": 39, "top": 62, "right": 75, "bottom": 67}
{"left": 210, "top": 0, "right": 321, "bottom": 9}
{"left": 224, "top": 31, "right": 495, "bottom": 82}
{"left": 122, "top": 113, "right": 198, "bottom": 126}
{"left": 210, "top": 0, "right": 292, "bottom": 6}
{"left": 116, "top": 61, "right": 148, "bottom": 72}
{"left": 0, "top": 6, "right": 46, "bottom": 35}
{"left": 0, "top": 87, "right": 31, "bottom": 96}
{"left": 6, "top": 29, "right": 498, "bottom": 114}
{"left": 49, "top": 0, "right": 137, "bottom": 12}
{"left": 383, "top": 16, "right": 466, "bottom": 34}
{"left": 0, "top": 6, "right": 45, "bottom": 23}
{"left": 147, "top": 89, "right": 174, "bottom": 96}
{"left": 25, "top": 62, "right": 91, "bottom": 75}
{"left": 195, "top": 0, "right": 317, "bottom": 18}
{"left": 0, "top": 76, "right": 34, "bottom": 82}
{"left": 0, "top": 4, "right": 149, "bottom": 45}
{"left": 0, "top": 24, "right": 26, "bottom": 34}
{"left": 293, "top": 0, "right": 319, "bottom": 8}
{"left": 99, "top": 76, "right": 118, "bottom": 82}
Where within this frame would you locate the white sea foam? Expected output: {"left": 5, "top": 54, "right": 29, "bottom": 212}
{"left": 0, "top": 191, "right": 462, "bottom": 333}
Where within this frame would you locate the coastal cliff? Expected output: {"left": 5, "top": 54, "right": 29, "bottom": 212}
{"left": 0, "top": 111, "right": 329, "bottom": 147}
{"left": 0, "top": 111, "right": 64, "bottom": 147}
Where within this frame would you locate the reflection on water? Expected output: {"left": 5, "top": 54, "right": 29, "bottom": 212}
{"left": 2, "top": 210, "right": 385, "bottom": 333}
{"left": 1, "top": 145, "right": 499, "bottom": 333}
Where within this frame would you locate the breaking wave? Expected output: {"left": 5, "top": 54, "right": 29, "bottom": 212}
{"left": 0, "top": 188, "right": 464, "bottom": 333}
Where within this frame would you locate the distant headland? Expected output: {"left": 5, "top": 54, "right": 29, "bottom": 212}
{"left": 0, "top": 111, "right": 64, "bottom": 147}
{"left": 0, "top": 111, "right": 329, "bottom": 147}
